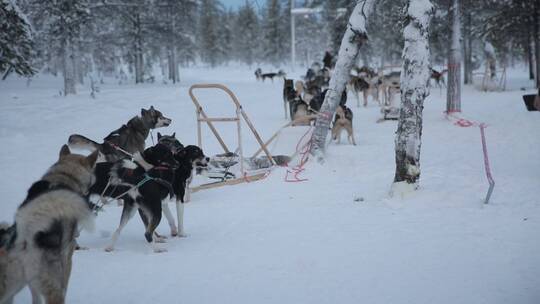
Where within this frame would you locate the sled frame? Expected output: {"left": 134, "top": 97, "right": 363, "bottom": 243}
{"left": 188, "top": 84, "right": 276, "bottom": 191}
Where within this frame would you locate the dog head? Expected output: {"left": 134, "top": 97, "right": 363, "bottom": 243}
{"left": 176, "top": 145, "right": 209, "bottom": 169}
{"left": 141, "top": 106, "right": 171, "bottom": 129}
{"left": 143, "top": 143, "right": 179, "bottom": 169}
{"left": 55, "top": 145, "right": 99, "bottom": 195}
{"left": 157, "top": 132, "right": 184, "bottom": 154}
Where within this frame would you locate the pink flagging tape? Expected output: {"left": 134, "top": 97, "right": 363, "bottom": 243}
{"left": 445, "top": 112, "right": 495, "bottom": 204}
{"left": 479, "top": 123, "right": 495, "bottom": 204}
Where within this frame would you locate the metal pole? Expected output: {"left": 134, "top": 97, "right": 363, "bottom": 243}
{"left": 290, "top": 0, "right": 296, "bottom": 69}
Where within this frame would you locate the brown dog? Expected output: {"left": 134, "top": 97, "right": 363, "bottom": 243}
{"left": 331, "top": 105, "right": 356, "bottom": 145}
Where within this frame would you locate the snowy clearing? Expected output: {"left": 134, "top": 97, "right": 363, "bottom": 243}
{"left": 1, "top": 67, "right": 539, "bottom": 304}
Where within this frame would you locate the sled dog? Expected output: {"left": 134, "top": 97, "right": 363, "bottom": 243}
{"left": 90, "top": 143, "right": 178, "bottom": 252}
{"left": 331, "top": 105, "right": 356, "bottom": 145}
{"left": 68, "top": 106, "right": 171, "bottom": 162}
{"left": 0, "top": 145, "right": 97, "bottom": 304}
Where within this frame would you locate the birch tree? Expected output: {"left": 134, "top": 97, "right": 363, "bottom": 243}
{"left": 309, "top": 0, "right": 375, "bottom": 161}
{"left": 446, "top": 0, "right": 461, "bottom": 112}
{"left": 392, "top": 0, "right": 434, "bottom": 192}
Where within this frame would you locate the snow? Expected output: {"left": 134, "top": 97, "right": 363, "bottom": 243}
{"left": 1, "top": 66, "right": 539, "bottom": 303}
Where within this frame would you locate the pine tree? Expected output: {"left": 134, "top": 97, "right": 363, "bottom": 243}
{"left": 234, "top": 1, "right": 261, "bottom": 66}
{"left": 199, "top": 0, "right": 221, "bottom": 67}
{"left": 0, "top": 0, "right": 35, "bottom": 80}
{"left": 25, "top": 0, "right": 90, "bottom": 95}
{"left": 262, "top": 0, "right": 285, "bottom": 65}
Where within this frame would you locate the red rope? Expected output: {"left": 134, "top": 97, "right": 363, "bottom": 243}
{"left": 285, "top": 127, "right": 314, "bottom": 182}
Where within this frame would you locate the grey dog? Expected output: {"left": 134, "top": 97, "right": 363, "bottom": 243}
{"left": 0, "top": 146, "right": 98, "bottom": 304}
{"left": 68, "top": 106, "right": 172, "bottom": 162}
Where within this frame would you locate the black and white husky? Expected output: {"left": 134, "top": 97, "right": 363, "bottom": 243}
{"left": 68, "top": 106, "right": 172, "bottom": 162}
{"left": 90, "top": 143, "right": 179, "bottom": 252}
{"left": 0, "top": 145, "right": 98, "bottom": 304}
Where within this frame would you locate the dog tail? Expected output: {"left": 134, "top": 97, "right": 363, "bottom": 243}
{"left": 68, "top": 134, "right": 101, "bottom": 152}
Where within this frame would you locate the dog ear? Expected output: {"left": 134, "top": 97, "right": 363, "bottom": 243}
{"left": 150, "top": 105, "right": 155, "bottom": 111}
{"left": 86, "top": 150, "right": 99, "bottom": 168}
{"left": 59, "top": 145, "right": 71, "bottom": 160}
{"left": 141, "top": 108, "right": 147, "bottom": 116}
{"left": 157, "top": 132, "right": 162, "bottom": 139}
{"left": 172, "top": 132, "right": 176, "bottom": 137}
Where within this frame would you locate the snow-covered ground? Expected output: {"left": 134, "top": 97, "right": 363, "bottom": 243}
{"left": 1, "top": 66, "right": 539, "bottom": 303}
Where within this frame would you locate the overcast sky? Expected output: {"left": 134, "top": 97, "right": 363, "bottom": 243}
{"left": 221, "top": 0, "right": 250, "bottom": 10}
{"left": 221, "top": 0, "right": 269, "bottom": 10}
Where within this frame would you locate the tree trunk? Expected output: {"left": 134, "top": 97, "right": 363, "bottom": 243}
{"left": 167, "top": 8, "right": 179, "bottom": 84}
{"left": 463, "top": 6, "right": 472, "bottom": 85}
{"left": 309, "top": 0, "right": 374, "bottom": 161}
{"left": 134, "top": 13, "right": 144, "bottom": 84}
{"left": 535, "top": 2, "right": 540, "bottom": 88}
{"left": 392, "top": 0, "right": 434, "bottom": 191}
{"left": 528, "top": 31, "right": 535, "bottom": 80}
{"left": 446, "top": 0, "right": 461, "bottom": 112}
{"left": 63, "top": 41, "right": 77, "bottom": 96}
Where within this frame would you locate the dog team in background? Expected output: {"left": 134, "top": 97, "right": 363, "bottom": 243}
{"left": 0, "top": 106, "right": 208, "bottom": 303}
{"left": 258, "top": 51, "right": 447, "bottom": 144}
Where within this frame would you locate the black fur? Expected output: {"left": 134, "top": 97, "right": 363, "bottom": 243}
{"left": 34, "top": 219, "right": 64, "bottom": 250}
{"left": 173, "top": 145, "right": 208, "bottom": 203}
{"left": 157, "top": 132, "right": 184, "bottom": 154}
{"left": 20, "top": 180, "right": 51, "bottom": 208}
{"left": 0, "top": 224, "right": 17, "bottom": 251}
{"left": 90, "top": 143, "right": 178, "bottom": 244}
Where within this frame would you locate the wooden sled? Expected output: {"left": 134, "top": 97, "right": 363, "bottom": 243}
{"left": 188, "top": 84, "right": 277, "bottom": 193}
{"left": 377, "top": 106, "right": 400, "bottom": 123}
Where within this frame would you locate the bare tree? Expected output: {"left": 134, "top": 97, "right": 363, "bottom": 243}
{"left": 446, "top": 0, "right": 461, "bottom": 112}
{"left": 309, "top": 0, "right": 375, "bottom": 162}
{"left": 392, "top": 0, "right": 434, "bottom": 192}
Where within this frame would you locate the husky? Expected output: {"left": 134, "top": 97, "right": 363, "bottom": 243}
{"left": 0, "top": 146, "right": 97, "bottom": 304}
{"left": 157, "top": 132, "right": 184, "bottom": 154}
{"left": 261, "top": 70, "right": 286, "bottom": 82}
{"left": 172, "top": 145, "right": 209, "bottom": 237}
{"left": 348, "top": 76, "right": 380, "bottom": 107}
{"left": 89, "top": 143, "right": 179, "bottom": 252}
{"left": 331, "top": 105, "right": 356, "bottom": 145}
{"left": 430, "top": 68, "right": 447, "bottom": 88}
{"left": 380, "top": 71, "right": 401, "bottom": 106}
{"left": 254, "top": 68, "right": 262, "bottom": 81}
{"left": 68, "top": 106, "right": 172, "bottom": 163}
{"left": 283, "top": 79, "right": 295, "bottom": 119}
{"left": 323, "top": 51, "right": 334, "bottom": 69}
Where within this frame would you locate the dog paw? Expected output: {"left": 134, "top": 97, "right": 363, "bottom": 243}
{"left": 155, "top": 237, "right": 167, "bottom": 243}
{"left": 170, "top": 230, "right": 178, "bottom": 237}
